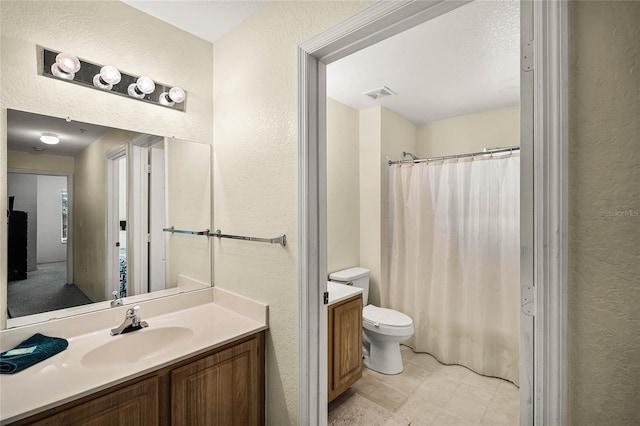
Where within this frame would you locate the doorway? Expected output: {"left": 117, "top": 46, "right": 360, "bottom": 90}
{"left": 6, "top": 170, "right": 89, "bottom": 317}
{"left": 106, "top": 137, "right": 168, "bottom": 300}
{"left": 298, "top": 1, "right": 569, "bottom": 425}
{"left": 325, "top": 1, "right": 521, "bottom": 423}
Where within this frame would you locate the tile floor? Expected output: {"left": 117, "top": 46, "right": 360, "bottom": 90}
{"left": 342, "top": 345, "right": 520, "bottom": 426}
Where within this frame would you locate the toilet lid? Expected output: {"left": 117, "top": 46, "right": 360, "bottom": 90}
{"left": 363, "top": 305, "right": 413, "bottom": 327}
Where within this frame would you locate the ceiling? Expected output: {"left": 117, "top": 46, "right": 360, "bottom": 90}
{"left": 120, "top": 1, "right": 519, "bottom": 126}
{"left": 122, "top": 0, "right": 268, "bottom": 43}
{"left": 9, "top": 1, "right": 518, "bottom": 153}
{"left": 326, "top": 0, "right": 520, "bottom": 124}
{"left": 8, "top": 110, "right": 111, "bottom": 157}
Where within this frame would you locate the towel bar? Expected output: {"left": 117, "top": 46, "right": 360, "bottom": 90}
{"left": 162, "top": 226, "right": 286, "bottom": 247}
{"left": 210, "top": 229, "right": 286, "bottom": 247}
{"left": 162, "top": 226, "right": 210, "bottom": 235}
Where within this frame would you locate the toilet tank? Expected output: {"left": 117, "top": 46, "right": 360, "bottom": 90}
{"left": 329, "top": 267, "right": 370, "bottom": 305}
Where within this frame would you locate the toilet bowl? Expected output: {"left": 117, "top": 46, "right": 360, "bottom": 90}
{"left": 362, "top": 305, "right": 414, "bottom": 374}
{"left": 329, "top": 267, "right": 414, "bottom": 375}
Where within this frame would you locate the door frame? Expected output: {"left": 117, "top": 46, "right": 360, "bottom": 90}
{"left": 7, "top": 169, "right": 74, "bottom": 286}
{"left": 148, "top": 144, "right": 167, "bottom": 292}
{"left": 130, "top": 144, "right": 149, "bottom": 296}
{"left": 105, "top": 144, "right": 127, "bottom": 299}
{"left": 297, "top": 0, "right": 568, "bottom": 425}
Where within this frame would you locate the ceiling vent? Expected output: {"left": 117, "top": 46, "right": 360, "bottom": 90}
{"left": 362, "top": 86, "right": 397, "bottom": 100}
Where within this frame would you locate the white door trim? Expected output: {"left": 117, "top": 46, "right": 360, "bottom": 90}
{"left": 148, "top": 146, "right": 167, "bottom": 292}
{"left": 130, "top": 144, "right": 149, "bottom": 296}
{"left": 105, "top": 145, "right": 127, "bottom": 300}
{"left": 531, "top": 1, "right": 569, "bottom": 424}
{"left": 519, "top": 0, "right": 535, "bottom": 422}
{"left": 297, "top": 0, "right": 568, "bottom": 425}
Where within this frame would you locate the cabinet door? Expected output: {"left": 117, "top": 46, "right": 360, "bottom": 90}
{"left": 30, "top": 377, "right": 158, "bottom": 426}
{"left": 330, "top": 295, "right": 363, "bottom": 400}
{"left": 171, "top": 337, "right": 261, "bottom": 426}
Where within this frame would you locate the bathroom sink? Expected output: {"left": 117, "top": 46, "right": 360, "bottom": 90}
{"left": 81, "top": 326, "right": 194, "bottom": 368}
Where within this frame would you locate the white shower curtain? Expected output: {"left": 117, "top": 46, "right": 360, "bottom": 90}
{"left": 388, "top": 155, "right": 520, "bottom": 384}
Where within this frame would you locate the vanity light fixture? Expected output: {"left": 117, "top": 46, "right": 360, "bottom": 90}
{"left": 50, "top": 52, "right": 81, "bottom": 81}
{"left": 93, "top": 65, "right": 121, "bottom": 90}
{"left": 159, "top": 87, "right": 186, "bottom": 107}
{"left": 40, "top": 133, "right": 60, "bottom": 145}
{"left": 128, "top": 76, "right": 156, "bottom": 99}
{"left": 41, "top": 47, "right": 186, "bottom": 111}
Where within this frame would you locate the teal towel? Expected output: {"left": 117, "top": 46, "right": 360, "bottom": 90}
{"left": 0, "top": 333, "right": 68, "bottom": 374}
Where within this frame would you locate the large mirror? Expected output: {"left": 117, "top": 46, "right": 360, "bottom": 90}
{"left": 6, "top": 109, "right": 212, "bottom": 326}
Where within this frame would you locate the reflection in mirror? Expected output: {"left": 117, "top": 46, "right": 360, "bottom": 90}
{"left": 6, "top": 109, "right": 211, "bottom": 324}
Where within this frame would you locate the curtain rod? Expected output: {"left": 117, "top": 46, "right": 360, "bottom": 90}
{"left": 388, "top": 145, "right": 520, "bottom": 165}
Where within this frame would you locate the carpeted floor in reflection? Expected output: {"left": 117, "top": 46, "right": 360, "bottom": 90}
{"left": 7, "top": 262, "right": 93, "bottom": 318}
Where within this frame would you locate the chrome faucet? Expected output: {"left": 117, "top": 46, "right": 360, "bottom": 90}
{"left": 110, "top": 305, "right": 149, "bottom": 336}
{"left": 110, "top": 291, "right": 123, "bottom": 307}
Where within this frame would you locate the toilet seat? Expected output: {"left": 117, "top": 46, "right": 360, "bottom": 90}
{"left": 363, "top": 305, "right": 414, "bottom": 337}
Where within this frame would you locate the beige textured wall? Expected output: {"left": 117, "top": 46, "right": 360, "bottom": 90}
{"left": 0, "top": 0, "right": 213, "bottom": 328}
{"left": 379, "top": 107, "right": 417, "bottom": 306}
{"left": 211, "top": 2, "right": 368, "bottom": 424}
{"left": 7, "top": 151, "right": 74, "bottom": 173}
{"left": 567, "top": 1, "right": 640, "bottom": 424}
{"left": 327, "top": 98, "right": 360, "bottom": 275}
{"left": 417, "top": 105, "right": 520, "bottom": 157}
{"left": 359, "top": 106, "right": 417, "bottom": 307}
{"left": 74, "top": 129, "right": 138, "bottom": 301}
{"left": 359, "top": 107, "right": 383, "bottom": 305}
{"left": 165, "top": 140, "right": 211, "bottom": 287}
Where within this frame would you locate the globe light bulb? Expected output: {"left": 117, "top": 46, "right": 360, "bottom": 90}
{"left": 127, "top": 76, "right": 156, "bottom": 99}
{"left": 51, "top": 52, "right": 80, "bottom": 80}
{"left": 136, "top": 77, "right": 155, "bottom": 94}
{"left": 159, "top": 87, "right": 186, "bottom": 107}
{"left": 168, "top": 87, "right": 186, "bottom": 103}
{"left": 93, "top": 65, "right": 121, "bottom": 90}
{"left": 55, "top": 52, "right": 81, "bottom": 73}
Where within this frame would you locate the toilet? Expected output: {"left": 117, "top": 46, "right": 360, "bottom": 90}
{"left": 329, "top": 267, "right": 414, "bottom": 375}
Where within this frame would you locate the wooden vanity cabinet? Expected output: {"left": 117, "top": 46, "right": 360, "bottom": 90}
{"left": 13, "top": 332, "right": 265, "bottom": 426}
{"left": 328, "top": 294, "right": 363, "bottom": 402}
{"left": 171, "top": 337, "right": 262, "bottom": 426}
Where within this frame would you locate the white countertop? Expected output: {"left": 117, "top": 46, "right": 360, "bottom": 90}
{"left": 327, "top": 282, "right": 363, "bottom": 305}
{"left": 0, "top": 288, "right": 268, "bottom": 424}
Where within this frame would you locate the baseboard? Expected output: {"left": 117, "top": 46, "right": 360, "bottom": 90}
{"left": 37, "top": 258, "right": 67, "bottom": 264}
{"left": 73, "top": 282, "right": 97, "bottom": 303}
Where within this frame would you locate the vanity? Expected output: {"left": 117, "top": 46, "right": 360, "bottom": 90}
{"left": 1, "top": 61, "right": 269, "bottom": 424}
{"left": 0, "top": 2, "right": 271, "bottom": 423}
{"left": 327, "top": 282, "right": 363, "bottom": 402}
{"left": 0, "top": 288, "right": 268, "bottom": 425}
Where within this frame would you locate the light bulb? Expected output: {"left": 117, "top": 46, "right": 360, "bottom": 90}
{"left": 55, "top": 52, "right": 81, "bottom": 73}
{"left": 159, "top": 87, "right": 186, "bottom": 107}
{"left": 127, "top": 76, "right": 156, "bottom": 99}
{"left": 137, "top": 77, "right": 155, "bottom": 93}
{"left": 40, "top": 133, "right": 60, "bottom": 145}
{"left": 93, "top": 65, "right": 121, "bottom": 90}
{"left": 169, "top": 87, "right": 186, "bottom": 103}
{"left": 51, "top": 52, "right": 80, "bottom": 80}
